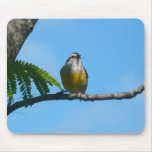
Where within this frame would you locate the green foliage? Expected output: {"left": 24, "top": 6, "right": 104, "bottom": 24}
{"left": 7, "top": 60, "right": 63, "bottom": 106}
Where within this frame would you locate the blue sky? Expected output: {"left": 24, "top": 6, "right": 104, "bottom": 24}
{"left": 7, "top": 19, "right": 145, "bottom": 133}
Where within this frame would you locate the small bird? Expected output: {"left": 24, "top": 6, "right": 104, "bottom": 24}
{"left": 60, "top": 53, "right": 88, "bottom": 93}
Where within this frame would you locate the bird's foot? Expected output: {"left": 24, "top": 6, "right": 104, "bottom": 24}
{"left": 77, "top": 92, "right": 85, "bottom": 101}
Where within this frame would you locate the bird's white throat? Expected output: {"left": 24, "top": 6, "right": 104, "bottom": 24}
{"left": 66, "top": 60, "right": 83, "bottom": 73}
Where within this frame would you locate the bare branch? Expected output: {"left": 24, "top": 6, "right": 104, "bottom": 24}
{"left": 7, "top": 85, "right": 144, "bottom": 115}
{"left": 7, "top": 19, "right": 38, "bottom": 61}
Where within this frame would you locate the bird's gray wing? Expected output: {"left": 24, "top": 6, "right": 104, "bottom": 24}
{"left": 84, "top": 67, "right": 88, "bottom": 79}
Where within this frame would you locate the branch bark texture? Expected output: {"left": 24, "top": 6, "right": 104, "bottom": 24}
{"left": 7, "top": 85, "right": 144, "bottom": 115}
{"left": 7, "top": 19, "right": 38, "bottom": 61}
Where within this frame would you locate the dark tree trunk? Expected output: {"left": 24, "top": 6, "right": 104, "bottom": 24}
{"left": 7, "top": 19, "right": 38, "bottom": 61}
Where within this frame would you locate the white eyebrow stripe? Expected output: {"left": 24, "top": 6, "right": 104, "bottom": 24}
{"left": 70, "top": 54, "right": 77, "bottom": 57}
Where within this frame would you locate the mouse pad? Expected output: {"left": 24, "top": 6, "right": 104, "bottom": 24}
{"left": 7, "top": 19, "right": 145, "bottom": 133}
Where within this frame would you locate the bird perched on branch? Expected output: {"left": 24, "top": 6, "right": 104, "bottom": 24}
{"left": 60, "top": 53, "right": 88, "bottom": 93}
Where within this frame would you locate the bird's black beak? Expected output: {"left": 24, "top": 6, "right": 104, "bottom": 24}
{"left": 77, "top": 54, "right": 80, "bottom": 59}
{"left": 77, "top": 54, "right": 80, "bottom": 64}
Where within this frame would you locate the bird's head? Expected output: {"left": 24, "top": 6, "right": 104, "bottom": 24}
{"left": 66, "top": 52, "right": 81, "bottom": 64}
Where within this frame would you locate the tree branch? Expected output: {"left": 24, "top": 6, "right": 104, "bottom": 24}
{"left": 7, "top": 85, "right": 144, "bottom": 115}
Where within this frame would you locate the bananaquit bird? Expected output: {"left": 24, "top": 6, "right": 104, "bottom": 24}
{"left": 60, "top": 53, "right": 88, "bottom": 93}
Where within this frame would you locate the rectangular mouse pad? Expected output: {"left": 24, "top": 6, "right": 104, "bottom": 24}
{"left": 7, "top": 19, "right": 144, "bottom": 133}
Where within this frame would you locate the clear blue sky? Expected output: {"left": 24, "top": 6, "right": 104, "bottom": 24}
{"left": 7, "top": 19, "right": 144, "bottom": 133}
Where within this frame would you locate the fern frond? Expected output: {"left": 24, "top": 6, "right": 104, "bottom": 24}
{"left": 7, "top": 60, "right": 63, "bottom": 107}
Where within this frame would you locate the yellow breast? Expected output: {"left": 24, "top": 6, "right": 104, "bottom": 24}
{"left": 60, "top": 67, "right": 87, "bottom": 93}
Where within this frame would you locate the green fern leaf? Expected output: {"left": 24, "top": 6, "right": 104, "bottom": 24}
{"left": 7, "top": 60, "right": 63, "bottom": 107}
